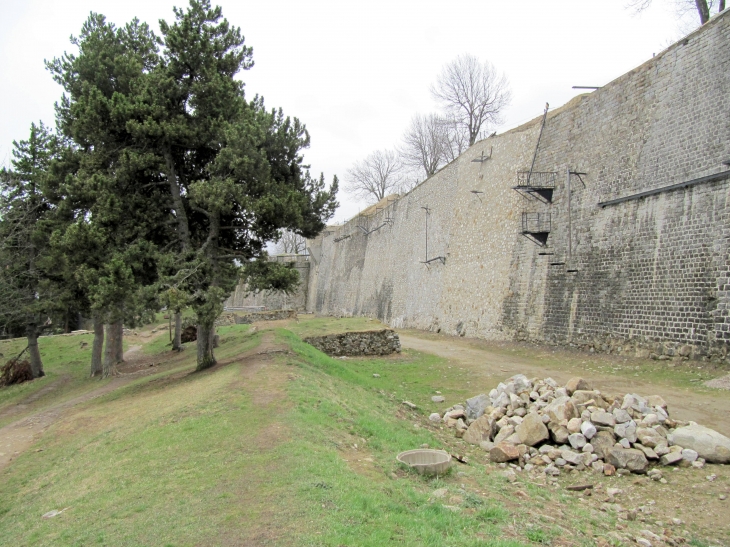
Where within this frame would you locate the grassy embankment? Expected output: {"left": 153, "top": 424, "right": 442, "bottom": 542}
{"left": 1, "top": 316, "right": 718, "bottom": 546}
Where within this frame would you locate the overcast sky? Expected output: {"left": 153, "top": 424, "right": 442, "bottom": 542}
{"left": 0, "top": 0, "right": 698, "bottom": 222}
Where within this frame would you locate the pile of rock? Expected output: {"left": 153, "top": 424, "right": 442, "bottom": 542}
{"left": 304, "top": 329, "right": 401, "bottom": 356}
{"left": 433, "top": 375, "right": 730, "bottom": 476}
{"left": 235, "top": 310, "right": 297, "bottom": 324}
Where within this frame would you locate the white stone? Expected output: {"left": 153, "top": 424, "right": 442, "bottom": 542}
{"left": 568, "top": 433, "right": 587, "bottom": 449}
{"left": 670, "top": 424, "right": 730, "bottom": 463}
{"left": 580, "top": 420, "right": 597, "bottom": 439}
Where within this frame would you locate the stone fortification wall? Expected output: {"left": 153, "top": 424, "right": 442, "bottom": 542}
{"left": 307, "top": 12, "right": 730, "bottom": 360}
{"left": 225, "top": 255, "right": 310, "bottom": 311}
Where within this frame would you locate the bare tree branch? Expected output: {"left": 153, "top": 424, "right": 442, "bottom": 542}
{"left": 399, "top": 114, "right": 446, "bottom": 181}
{"left": 344, "top": 149, "right": 404, "bottom": 204}
{"left": 627, "top": 0, "right": 721, "bottom": 25}
{"left": 275, "top": 230, "right": 307, "bottom": 254}
{"left": 430, "top": 54, "right": 511, "bottom": 147}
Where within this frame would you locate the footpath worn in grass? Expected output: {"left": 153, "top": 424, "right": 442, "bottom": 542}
{"left": 0, "top": 334, "right": 100, "bottom": 428}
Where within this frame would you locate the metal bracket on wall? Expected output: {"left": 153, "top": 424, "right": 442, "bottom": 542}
{"left": 513, "top": 171, "right": 557, "bottom": 204}
{"left": 471, "top": 147, "right": 492, "bottom": 163}
{"left": 421, "top": 256, "right": 446, "bottom": 265}
{"left": 521, "top": 212, "right": 551, "bottom": 247}
{"left": 420, "top": 206, "right": 446, "bottom": 266}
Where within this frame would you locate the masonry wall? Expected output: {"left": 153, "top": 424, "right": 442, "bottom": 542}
{"left": 307, "top": 12, "right": 730, "bottom": 359}
{"left": 225, "top": 257, "right": 310, "bottom": 311}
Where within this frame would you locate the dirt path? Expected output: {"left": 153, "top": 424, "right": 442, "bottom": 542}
{"left": 0, "top": 376, "right": 133, "bottom": 471}
{"left": 0, "top": 344, "right": 152, "bottom": 472}
{"left": 399, "top": 332, "right": 730, "bottom": 436}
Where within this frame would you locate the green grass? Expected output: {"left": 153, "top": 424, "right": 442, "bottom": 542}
{"left": 3, "top": 319, "right": 692, "bottom": 546}
{"left": 0, "top": 333, "right": 103, "bottom": 428}
{"left": 287, "top": 315, "right": 384, "bottom": 338}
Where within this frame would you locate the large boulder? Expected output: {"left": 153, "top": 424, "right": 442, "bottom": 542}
{"left": 548, "top": 423, "right": 570, "bottom": 444}
{"left": 606, "top": 448, "right": 649, "bottom": 474}
{"left": 515, "top": 412, "right": 549, "bottom": 446}
{"left": 463, "top": 414, "right": 496, "bottom": 445}
{"left": 614, "top": 422, "right": 637, "bottom": 443}
{"left": 493, "top": 425, "right": 515, "bottom": 444}
{"left": 571, "top": 390, "right": 607, "bottom": 408}
{"left": 636, "top": 427, "right": 664, "bottom": 448}
{"left": 465, "top": 394, "right": 491, "bottom": 421}
{"left": 510, "top": 374, "right": 532, "bottom": 394}
{"left": 490, "top": 442, "right": 520, "bottom": 463}
{"left": 590, "top": 410, "right": 616, "bottom": 427}
{"left": 544, "top": 396, "right": 578, "bottom": 423}
{"left": 565, "top": 377, "right": 592, "bottom": 395}
{"left": 591, "top": 430, "right": 617, "bottom": 460}
{"left": 670, "top": 423, "right": 730, "bottom": 464}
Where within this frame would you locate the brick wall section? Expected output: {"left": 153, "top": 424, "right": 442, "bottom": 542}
{"left": 307, "top": 12, "right": 730, "bottom": 359}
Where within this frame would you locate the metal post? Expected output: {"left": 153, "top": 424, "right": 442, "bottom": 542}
{"left": 567, "top": 167, "right": 572, "bottom": 259}
{"left": 527, "top": 103, "right": 549, "bottom": 185}
{"left": 421, "top": 206, "right": 430, "bottom": 262}
{"left": 425, "top": 210, "right": 428, "bottom": 262}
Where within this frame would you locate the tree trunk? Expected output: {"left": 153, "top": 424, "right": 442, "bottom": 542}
{"left": 172, "top": 312, "right": 183, "bottom": 351}
{"left": 114, "top": 321, "right": 124, "bottom": 363}
{"left": 196, "top": 322, "right": 217, "bottom": 371}
{"left": 720, "top": 0, "right": 726, "bottom": 13}
{"left": 696, "top": 0, "right": 710, "bottom": 23}
{"left": 164, "top": 149, "right": 191, "bottom": 251}
{"left": 26, "top": 327, "right": 45, "bottom": 378}
{"left": 103, "top": 322, "right": 122, "bottom": 378}
{"left": 90, "top": 314, "right": 104, "bottom": 377}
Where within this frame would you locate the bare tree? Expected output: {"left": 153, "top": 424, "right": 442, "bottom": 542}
{"left": 438, "top": 115, "right": 470, "bottom": 164}
{"left": 399, "top": 114, "right": 447, "bottom": 180}
{"left": 628, "top": 0, "right": 725, "bottom": 25}
{"left": 275, "top": 230, "right": 307, "bottom": 254}
{"left": 345, "top": 149, "right": 404, "bottom": 204}
{"left": 431, "top": 54, "right": 511, "bottom": 147}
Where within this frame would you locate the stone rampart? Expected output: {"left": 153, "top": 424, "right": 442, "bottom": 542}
{"left": 306, "top": 12, "right": 730, "bottom": 361}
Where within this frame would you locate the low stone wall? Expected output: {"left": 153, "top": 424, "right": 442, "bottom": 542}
{"left": 234, "top": 310, "right": 297, "bottom": 324}
{"left": 304, "top": 329, "right": 401, "bottom": 356}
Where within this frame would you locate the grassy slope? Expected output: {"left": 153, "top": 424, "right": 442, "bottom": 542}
{"left": 0, "top": 334, "right": 103, "bottom": 429}
{"left": 4, "top": 316, "right": 707, "bottom": 546}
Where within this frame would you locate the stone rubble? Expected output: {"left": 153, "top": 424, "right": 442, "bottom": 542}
{"left": 435, "top": 375, "right": 730, "bottom": 476}
{"left": 303, "top": 329, "right": 401, "bottom": 356}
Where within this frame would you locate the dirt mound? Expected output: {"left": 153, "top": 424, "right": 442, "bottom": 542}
{"left": 0, "top": 359, "right": 34, "bottom": 387}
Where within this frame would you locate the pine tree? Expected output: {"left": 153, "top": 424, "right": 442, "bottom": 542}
{"left": 47, "top": 15, "right": 170, "bottom": 377}
{"left": 0, "top": 123, "right": 59, "bottom": 377}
